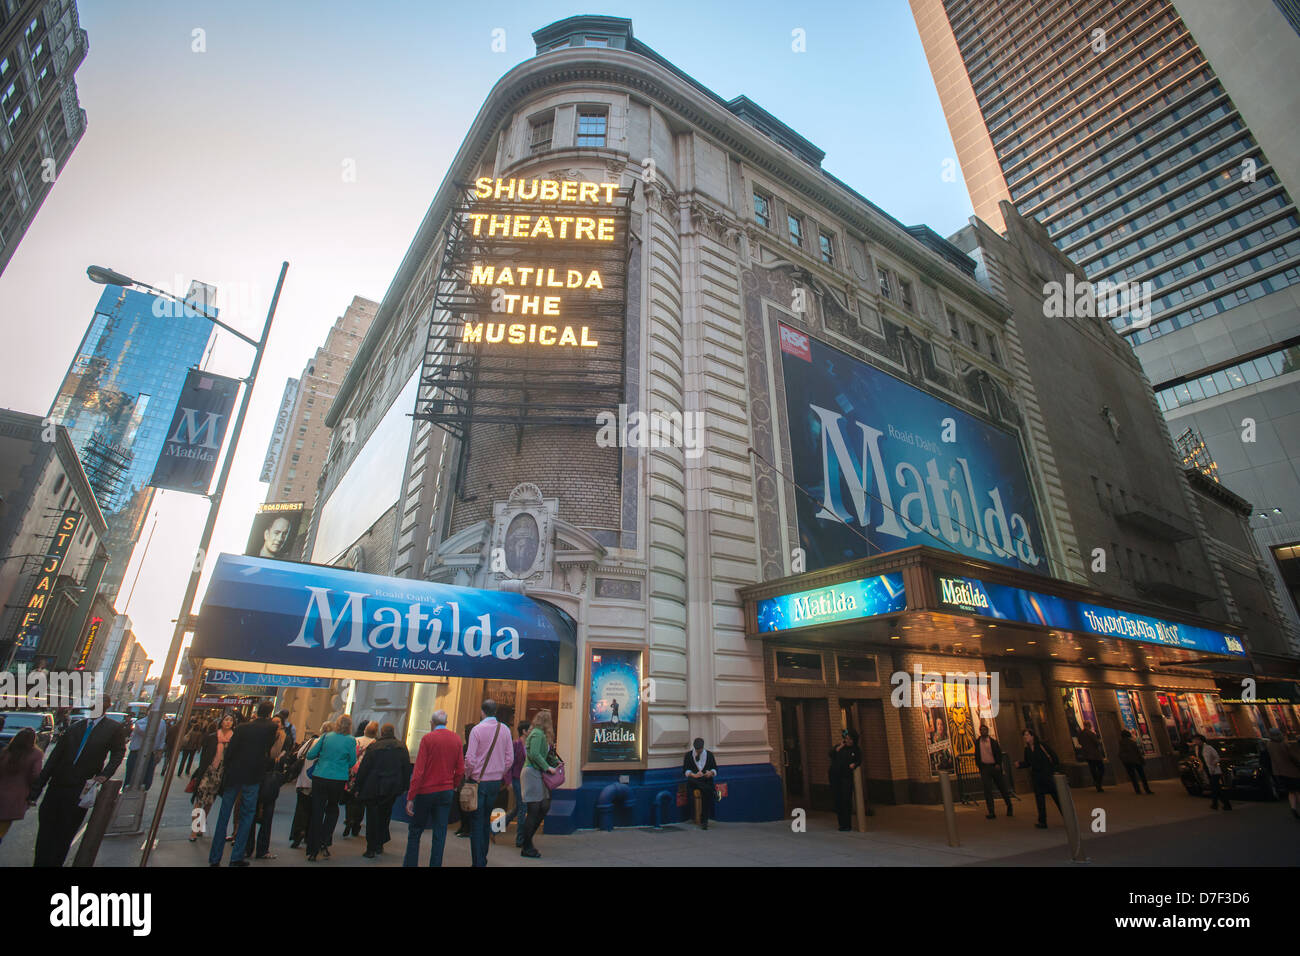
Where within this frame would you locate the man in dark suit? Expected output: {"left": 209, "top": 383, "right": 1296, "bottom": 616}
{"left": 208, "top": 701, "right": 284, "bottom": 867}
{"left": 682, "top": 737, "right": 718, "bottom": 829}
{"left": 973, "top": 724, "right": 1013, "bottom": 819}
{"left": 29, "top": 694, "right": 127, "bottom": 867}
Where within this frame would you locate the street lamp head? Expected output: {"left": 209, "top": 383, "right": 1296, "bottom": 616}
{"left": 86, "top": 265, "right": 135, "bottom": 287}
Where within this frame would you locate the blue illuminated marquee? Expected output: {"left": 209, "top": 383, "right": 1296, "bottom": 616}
{"left": 779, "top": 325, "right": 1047, "bottom": 575}
{"left": 757, "top": 573, "right": 906, "bottom": 634}
{"left": 195, "top": 554, "right": 578, "bottom": 683}
{"left": 934, "top": 573, "right": 1246, "bottom": 657}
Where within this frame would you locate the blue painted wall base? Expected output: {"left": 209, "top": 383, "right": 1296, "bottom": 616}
{"left": 543, "top": 762, "right": 785, "bottom": 834}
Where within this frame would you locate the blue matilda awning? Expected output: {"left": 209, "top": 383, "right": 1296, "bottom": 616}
{"left": 193, "top": 554, "right": 577, "bottom": 685}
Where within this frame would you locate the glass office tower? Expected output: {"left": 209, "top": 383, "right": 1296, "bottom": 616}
{"left": 911, "top": 0, "right": 1300, "bottom": 651}
{"left": 48, "top": 285, "right": 212, "bottom": 599}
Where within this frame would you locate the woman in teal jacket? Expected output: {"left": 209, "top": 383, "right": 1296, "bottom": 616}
{"left": 305, "top": 714, "right": 356, "bottom": 861}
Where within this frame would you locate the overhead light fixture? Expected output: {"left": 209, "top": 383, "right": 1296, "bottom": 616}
{"left": 1027, "top": 640, "right": 1037, "bottom": 645}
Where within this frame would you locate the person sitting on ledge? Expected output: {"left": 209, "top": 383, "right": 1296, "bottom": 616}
{"left": 682, "top": 737, "right": 718, "bottom": 830}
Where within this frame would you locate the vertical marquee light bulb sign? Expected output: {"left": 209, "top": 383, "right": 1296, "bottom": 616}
{"left": 418, "top": 174, "right": 630, "bottom": 433}
{"left": 462, "top": 175, "right": 620, "bottom": 350}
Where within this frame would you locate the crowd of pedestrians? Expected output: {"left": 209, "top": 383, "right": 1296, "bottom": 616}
{"left": 4, "top": 692, "right": 1298, "bottom": 867}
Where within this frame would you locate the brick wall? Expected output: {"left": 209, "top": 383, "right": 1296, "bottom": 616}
{"left": 449, "top": 422, "right": 621, "bottom": 534}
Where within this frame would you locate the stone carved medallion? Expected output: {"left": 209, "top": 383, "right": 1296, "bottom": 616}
{"left": 503, "top": 512, "right": 541, "bottom": 576}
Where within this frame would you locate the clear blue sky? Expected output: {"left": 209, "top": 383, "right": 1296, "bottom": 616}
{"left": 0, "top": 0, "right": 974, "bottom": 672}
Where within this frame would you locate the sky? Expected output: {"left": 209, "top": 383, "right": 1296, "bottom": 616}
{"left": 0, "top": 0, "right": 975, "bottom": 678}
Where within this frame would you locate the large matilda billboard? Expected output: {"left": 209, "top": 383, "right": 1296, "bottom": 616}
{"left": 779, "top": 324, "right": 1046, "bottom": 574}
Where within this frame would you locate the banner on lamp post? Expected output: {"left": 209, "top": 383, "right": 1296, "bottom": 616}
{"left": 150, "top": 369, "right": 240, "bottom": 494}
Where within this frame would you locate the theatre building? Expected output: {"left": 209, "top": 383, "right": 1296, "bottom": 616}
{"left": 294, "top": 16, "right": 1295, "bottom": 828}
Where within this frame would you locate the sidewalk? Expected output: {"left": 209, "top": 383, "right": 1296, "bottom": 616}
{"left": 4, "top": 767, "right": 1293, "bottom": 867}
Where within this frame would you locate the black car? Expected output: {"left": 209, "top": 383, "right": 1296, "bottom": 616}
{"left": 1178, "top": 737, "right": 1281, "bottom": 800}
{"left": 0, "top": 711, "right": 55, "bottom": 751}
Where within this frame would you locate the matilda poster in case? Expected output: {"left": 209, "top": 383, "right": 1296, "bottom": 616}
{"left": 584, "top": 646, "right": 646, "bottom": 768}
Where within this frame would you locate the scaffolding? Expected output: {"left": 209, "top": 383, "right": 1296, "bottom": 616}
{"left": 81, "top": 432, "right": 132, "bottom": 510}
{"left": 1175, "top": 426, "right": 1219, "bottom": 482}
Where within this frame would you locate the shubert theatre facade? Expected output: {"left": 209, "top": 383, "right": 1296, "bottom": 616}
{"left": 302, "top": 16, "right": 1292, "bottom": 828}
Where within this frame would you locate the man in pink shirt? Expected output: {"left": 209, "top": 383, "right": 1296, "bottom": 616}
{"left": 464, "top": 699, "right": 512, "bottom": 867}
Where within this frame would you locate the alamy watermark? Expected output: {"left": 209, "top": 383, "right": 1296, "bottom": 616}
{"left": 890, "top": 667, "right": 1001, "bottom": 717}
{"left": 1043, "top": 274, "right": 1153, "bottom": 331}
{"left": 595, "top": 404, "right": 704, "bottom": 459}
{"left": 0, "top": 667, "right": 103, "bottom": 713}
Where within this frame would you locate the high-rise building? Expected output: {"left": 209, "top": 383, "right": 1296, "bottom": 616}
{"left": 0, "top": 0, "right": 88, "bottom": 275}
{"left": 911, "top": 0, "right": 1300, "bottom": 637}
{"left": 261, "top": 295, "right": 377, "bottom": 507}
{"left": 48, "top": 285, "right": 213, "bottom": 599}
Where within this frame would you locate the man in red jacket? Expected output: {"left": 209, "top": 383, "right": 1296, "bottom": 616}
{"left": 403, "top": 711, "right": 464, "bottom": 867}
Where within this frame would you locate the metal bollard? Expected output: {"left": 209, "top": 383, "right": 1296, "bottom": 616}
{"left": 852, "top": 765, "right": 868, "bottom": 832}
{"left": 938, "top": 771, "right": 960, "bottom": 847}
{"left": 1053, "top": 772, "right": 1090, "bottom": 863}
{"left": 72, "top": 780, "right": 123, "bottom": 867}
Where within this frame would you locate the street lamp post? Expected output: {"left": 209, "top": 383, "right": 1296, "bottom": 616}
{"left": 85, "top": 262, "right": 288, "bottom": 866}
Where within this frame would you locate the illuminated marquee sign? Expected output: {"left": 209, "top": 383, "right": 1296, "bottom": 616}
{"left": 756, "top": 573, "right": 907, "bottom": 634}
{"left": 76, "top": 616, "right": 103, "bottom": 669}
{"left": 416, "top": 175, "right": 631, "bottom": 436}
{"left": 933, "top": 573, "right": 1246, "bottom": 657}
{"left": 15, "top": 510, "right": 83, "bottom": 660}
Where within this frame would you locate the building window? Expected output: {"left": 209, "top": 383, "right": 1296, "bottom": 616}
{"left": 788, "top": 214, "right": 803, "bottom": 248}
{"left": 987, "top": 332, "right": 1001, "bottom": 365}
{"left": 835, "top": 654, "right": 879, "bottom": 684}
{"left": 946, "top": 307, "right": 961, "bottom": 340}
{"left": 2, "top": 76, "right": 24, "bottom": 131}
{"left": 753, "top": 191, "right": 772, "bottom": 229}
{"left": 529, "top": 114, "right": 553, "bottom": 154}
{"left": 877, "top": 268, "right": 892, "bottom": 299}
{"left": 583, "top": 36, "right": 609, "bottom": 47}
{"left": 819, "top": 232, "right": 835, "bottom": 266}
{"left": 575, "top": 109, "right": 607, "bottom": 147}
{"left": 899, "top": 279, "right": 914, "bottom": 311}
{"left": 966, "top": 321, "right": 979, "bottom": 346}
{"left": 774, "top": 649, "right": 824, "bottom": 682}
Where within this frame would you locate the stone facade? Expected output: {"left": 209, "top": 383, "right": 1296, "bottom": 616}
{"left": 315, "top": 20, "right": 1087, "bottom": 822}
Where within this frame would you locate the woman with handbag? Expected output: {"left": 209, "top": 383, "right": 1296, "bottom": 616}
{"left": 189, "top": 716, "right": 233, "bottom": 842}
{"left": 290, "top": 723, "right": 330, "bottom": 849}
{"left": 304, "top": 714, "right": 356, "bottom": 861}
{"left": 176, "top": 719, "right": 202, "bottom": 777}
{"left": 341, "top": 720, "right": 377, "bottom": 838}
{"left": 519, "top": 709, "right": 562, "bottom": 859}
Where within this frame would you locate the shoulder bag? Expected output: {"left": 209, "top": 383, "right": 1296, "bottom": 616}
{"left": 459, "top": 722, "right": 503, "bottom": 813}
{"left": 543, "top": 752, "right": 565, "bottom": 791}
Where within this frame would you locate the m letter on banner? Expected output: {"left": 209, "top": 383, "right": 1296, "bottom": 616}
{"left": 150, "top": 369, "right": 241, "bottom": 494}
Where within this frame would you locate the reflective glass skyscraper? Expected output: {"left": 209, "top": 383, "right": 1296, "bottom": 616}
{"left": 48, "top": 285, "right": 212, "bottom": 599}
{"left": 911, "top": 0, "right": 1300, "bottom": 646}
